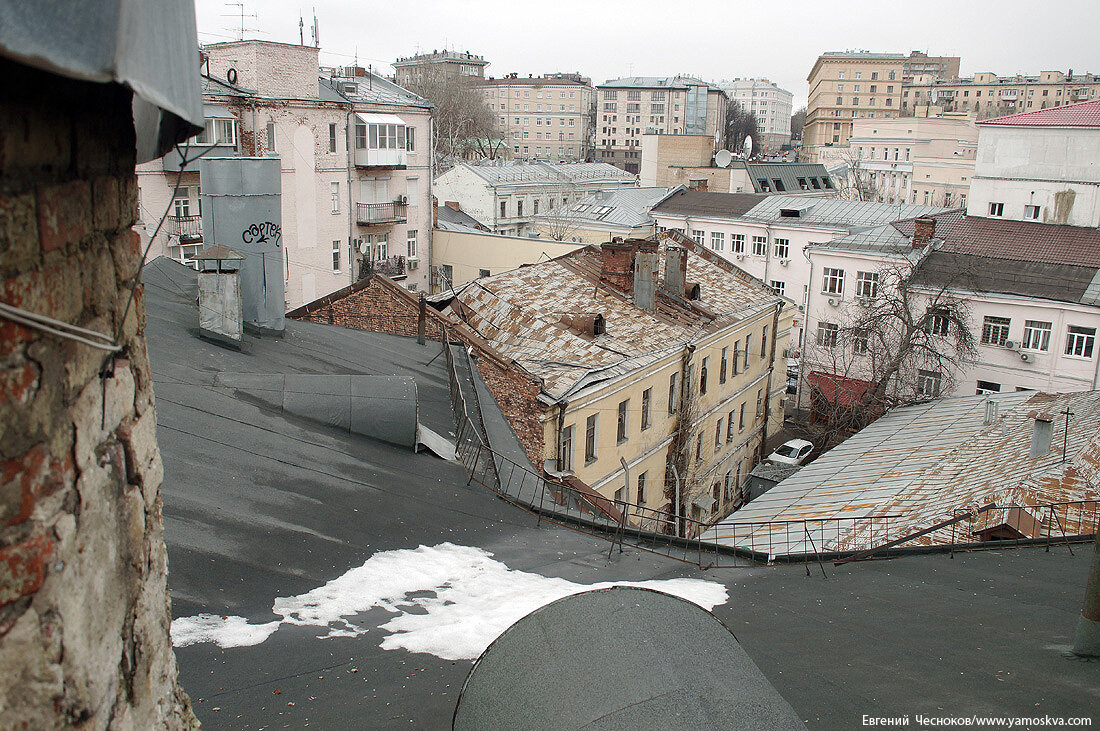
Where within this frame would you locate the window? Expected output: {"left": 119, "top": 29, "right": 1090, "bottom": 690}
{"left": 330, "top": 182, "right": 340, "bottom": 213}
{"left": 328, "top": 123, "right": 337, "bottom": 152}
{"left": 981, "top": 316, "right": 1011, "bottom": 346}
{"left": 988, "top": 202, "right": 1004, "bottom": 217}
{"left": 926, "top": 308, "right": 950, "bottom": 336}
{"left": 700, "top": 356, "right": 708, "bottom": 395}
{"left": 774, "top": 238, "right": 789, "bottom": 258}
{"left": 732, "top": 340, "right": 741, "bottom": 375}
{"left": 817, "top": 322, "right": 839, "bottom": 348}
{"left": 407, "top": 230, "right": 418, "bottom": 259}
{"left": 738, "top": 402, "right": 746, "bottom": 430}
{"left": 743, "top": 335, "right": 752, "bottom": 369}
{"left": 373, "top": 233, "right": 388, "bottom": 261}
{"left": 751, "top": 236, "right": 767, "bottom": 256}
{"left": 976, "top": 380, "right": 1001, "bottom": 395}
{"left": 585, "top": 414, "right": 598, "bottom": 464}
{"left": 692, "top": 229, "right": 705, "bottom": 245}
{"left": 479, "top": 268, "right": 491, "bottom": 278}
{"left": 761, "top": 326, "right": 768, "bottom": 358}
{"left": 769, "top": 280, "right": 785, "bottom": 296}
{"left": 668, "top": 372, "right": 678, "bottom": 414}
{"left": 731, "top": 234, "right": 745, "bottom": 253}
{"left": 855, "top": 271, "right": 878, "bottom": 299}
{"left": 332, "top": 240, "right": 341, "bottom": 272}
{"left": 1066, "top": 326, "right": 1096, "bottom": 358}
{"left": 617, "top": 400, "right": 629, "bottom": 443}
{"left": 916, "top": 369, "right": 942, "bottom": 398}
{"left": 853, "top": 329, "right": 869, "bottom": 355}
{"left": 1024, "top": 204, "right": 1040, "bottom": 220}
{"left": 559, "top": 425, "right": 574, "bottom": 472}
{"left": 1022, "top": 320, "right": 1051, "bottom": 351}
{"left": 641, "top": 388, "right": 652, "bottom": 430}
{"left": 500, "top": 201, "right": 507, "bottom": 218}
{"left": 172, "top": 188, "right": 190, "bottom": 218}
{"left": 720, "top": 347, "right": 728, "bottom": 384}
{"left": 533, "top": 199, "right": 539, "bottom": 215}
{"left": 354, "top": 123, "right": 367, "bottom": 150}
{"left": 822, "top": 268, "right": 845, "bottom": 295}
{"left": 517, "top": 200, "right": 523, "bottom": 217}
{"left": 637, "top": 471, "right": 647, "bottom": 505}
{"left": 727, "top": 411, "right": 736, "bottom": 442}
{"left": 711, "top": 231, "right": 725, "bottom": 251}
{"left": 715, "top": 419, "right": 722, "bottom": 451}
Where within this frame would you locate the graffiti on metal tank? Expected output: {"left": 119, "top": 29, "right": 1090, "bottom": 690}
{"left": 242, "top": 222, "right": 282, "bottom": 247}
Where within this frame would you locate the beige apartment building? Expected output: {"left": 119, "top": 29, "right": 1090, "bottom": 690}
{"left": 720, "top": 78, "right": 794, "bottom": 151}
{"left": 904, "top": 70, "right": 1100, "bottom": 118}
{"left": 476, "top": 73, "right": 595, "bottom": 161}
{"left": 596, "top": 76, "right": 728, "bottom": 175}
{"left": 805, "top": 51, "right": 960, "bottom": 160}
{"left": 392, "top": 49, "right": 488, "bottom": 86}
{"left": 820, "top": 115, "right": 979, "bottom": 206}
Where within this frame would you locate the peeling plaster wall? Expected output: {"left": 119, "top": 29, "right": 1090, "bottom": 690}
{"left": 0, "top": 59, "right": 196, "bottom": 729}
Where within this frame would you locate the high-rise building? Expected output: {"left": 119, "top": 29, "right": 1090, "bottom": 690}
{"left": 804, "top": 51, "right": 960, "bottom": 160}
{"left": 720, "top": 78, "right": 794, "bottom": 150}
{"left": 596, "top": 76, "right": 728, "bottom": 174}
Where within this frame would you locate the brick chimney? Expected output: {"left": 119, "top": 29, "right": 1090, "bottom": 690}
{"left": 912, "top": 216, "right": 936, "bottom": 249}
{"left": 663, "top": 245, "right": 688, "bottom": 298}
{"left": 445, "top": 201, "right": 462, "bottom": 211}
{"left": 599, "top": 239, "right": 657, "bottom": 297}
{"left": 432, "top": 197, "right": 439, "bottom": 227}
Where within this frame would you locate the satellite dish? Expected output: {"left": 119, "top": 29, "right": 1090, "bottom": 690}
{"left": 714, "top": 149, "right": 732, "bottom": 168}
{"left": 743, "top": 135, "right": 753, "bottom": 158}
{"left": 358, "top": 240, "right": 369, "bottom": 255}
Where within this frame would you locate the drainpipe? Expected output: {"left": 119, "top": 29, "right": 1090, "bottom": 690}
{"left": 758, "top": 301, "right": 784, "bottom": 463}
{"left": 346, "top": 105, "right": 355, "bottom": 285}
{"left": 798, "top": 244, "right": 816, "bottom": 415}
{"left": 555, "top": 398, "right": 569, "bottom": 473}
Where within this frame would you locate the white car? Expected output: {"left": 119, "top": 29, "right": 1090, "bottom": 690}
{"left": 766, "top": 439, "right": 814, "bottom": 466}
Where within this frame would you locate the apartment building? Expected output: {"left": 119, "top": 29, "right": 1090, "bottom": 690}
{"left": 476, "top": 73, "right": 595, "bottom": 161}
{"left": 720, "top": 78, "right": 794, "bottom": 150}
{"left": 650, "top": 191, "right": 943, "bottom": 346}
{"left": 433, "top": 161, "right": 638, "bottom": 237}
{"left": 136, "top": 40, "right": 433, "bottom": 307}
{"left": 392, "top": 49, "right": 488, "bottom": 86}
{"left": 804, "top": 51, "right": 960, "bottom": 160}
{"left": 434, "top": 236, "right": 792, "bottom": 526}
{"left": 820, "top": 115, "right": 979, "bottom": 206}
{"left": 596, "top": 76, "right": 728, "bottom": 174}
{"left": 904, "top": 70, "right": 1100, "bottom": 118}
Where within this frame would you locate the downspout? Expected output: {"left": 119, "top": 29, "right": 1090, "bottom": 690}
{"left": 798, "top": 243, "right": 816, "bottom": 414}
{"left": 346, "top": 105, "right": 355, "bottom": 285}
{"left": 757, "top": 301, "right": 784, "bottom": 464}
{"left": 555, "top": 398, "right": 569, "bottom": 473}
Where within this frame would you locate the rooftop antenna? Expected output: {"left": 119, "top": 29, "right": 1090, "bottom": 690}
{"left": 222, "top": 1, "right": 258, "bottom": 41}
{"left": 1061, "top": 406, "right": 1075, "bottom": 463}
{"left": 299, "top": 13, "right": 304, "bottom": 45}
{"left": 311, "top": 8, "right": 319, "bottom": 48}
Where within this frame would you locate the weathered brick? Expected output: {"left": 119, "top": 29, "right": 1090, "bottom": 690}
{"left": 110, "top": 229, "right": 143, "bottom": 285}
{"left": 0, "top": 360, "right": 40, "bottom": 409}
{"left": 1, "top": 263, "right": 83, "bottom": 324}
{"left": 118, "top": 409, "right": 159, "bottom": 488}
{"left": 0, "top": 533, "right": 56, "bottom": 607}
{"left": 0, "top": 443, "right": 74, "bottom": 529}
{"left": 91, "top": 176, "right": 121, "bottom": 232}
{"left": 0, "top": 320, "right": 34, "bottom": 363}
{"left": 0, "top": 191, "right": 38, "bottom": 274}
{"left": 36, "top": 180, "right": 92, "bottom": 253}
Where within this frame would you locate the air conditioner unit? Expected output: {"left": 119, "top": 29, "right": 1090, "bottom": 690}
{"left": 1004, "top": 340, "right": 1018, "bottom": 350}
{"left": 398, "top": 195, "right": 409, "bottom": 205}
{"left": 735, "top": 254, "right": 745, "bottom": 261}
{"left": 407, "top": 257, "right": 419, "bottom": 269}
{"left": 1020, "top": 351, "right": 1031, "bottom": 362}
{"left": 779, "top": 258, "right": 790, "bottom": 266}
{"left": 827, "top": 297, "right": 840, "bottom": 307}
{"left": 787, "top": 347, "right": 801, "bottom": 359}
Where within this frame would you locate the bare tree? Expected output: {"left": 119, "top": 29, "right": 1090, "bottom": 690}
{"left": 800, "top": 259, "right": 977, "bottom": 447}
{"left": 536, "top": 184, "right": 586, "bottom": 241}
{"left": 581, "top": 100, "right": 597, "bottom": 161}
{"left": 790, "top": 106, "right": 807, "bottom": 142}
{"left": 404, "top": 70, "right": 500, "bottom": 164}
{"left": 723, "top": 100, "right": 762, "bottom": 154}
{"left": 830, "top": 148, "right": 882, "bottom": 202}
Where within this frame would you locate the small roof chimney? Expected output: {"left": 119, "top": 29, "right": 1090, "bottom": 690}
{"left": 1028, "top": 410, "right": 1054, "bottom": 458}
{"left": 191, "top": 245, "right": 246, "bottom": 348}
{"left": 662, "top": 246, "right": 687, "bottom": 299}
{"left": 912, "top": 216, "right": 936, "bottom": 249}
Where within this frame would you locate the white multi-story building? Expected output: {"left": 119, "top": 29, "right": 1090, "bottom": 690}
{"left": 650, "top": 191, "right": 943, "bottom": 346}
{"left": 136, "top": 40, "right": 434, "bottom": 307}
{"left": 476, "top": 73, "right": 595, "bottom": 162}
{"left": 719, "top": 78, "right": 794, "bottom": 151}
{"left": 434, "top": 161, "right": 638, "bottom": 237}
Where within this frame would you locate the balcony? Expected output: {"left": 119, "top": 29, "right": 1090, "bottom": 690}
{"left": 356, "top": 201, "right": 408, "bottom": 226}
{"left": 364, "top": 255, "right": 406, "bottom": 278}
{"left": 1073, "top": 88, "right": 1091, "bottom": 100}
{"left": 169, "top": 214, "right": 202, "bottom": 242}
{"left": 999, "top": 89, "right": 1018, "bottom": 100}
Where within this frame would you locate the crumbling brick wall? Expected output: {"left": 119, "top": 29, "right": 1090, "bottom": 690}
{"left": 0, "top": 59, "right": 196, "bottom": 728}
{"left": 290, "top": 277, "right": 547, "bottom": 465}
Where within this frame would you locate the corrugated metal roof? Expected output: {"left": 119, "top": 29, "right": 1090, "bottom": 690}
{"left": 535, "top": 187, "right": 670, "bottom": 228}
{"left": 326, "top": 73, "right": 431, "bottom": 109}
{"left": 443, "top": 236, "right": 782, "bottom": 400}
{"left": 912, "top": 252, "right": 1100, "bottom": 306}
{"left": 744, "top": 163, "right": 836, "bottom": 194}
{"left": 977, "top": 98, "right": 1100, "bottom": 128}
{"left": 809, "top": 224, "right": 916, "bottom": 255}
{"left": 651, "top": 190, "right": 767, "bottom": 218}
{"left": 437, "top": 205, "right": 490, "bottom": 232}
{"left": 463, "top": 161, "right": 637, "bottom": 187}
{"left": 742, "top": 196, "right": 947, "bottom": 229}
{"left": 702, "top": 390, "right": 1100, "bottom": 556}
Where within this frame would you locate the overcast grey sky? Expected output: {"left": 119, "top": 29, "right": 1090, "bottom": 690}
{"left": 195, "top": 0, "right": 1100, "bottom": 108}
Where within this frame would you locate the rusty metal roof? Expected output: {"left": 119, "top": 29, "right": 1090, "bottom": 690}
{"left": 441, "top": 235, "right": 783, "bottom": 401}
{"left": 703, "top": 390, "right": 1100, "bottom": 556}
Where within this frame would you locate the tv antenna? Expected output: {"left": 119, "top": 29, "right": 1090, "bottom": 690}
{"left": 223, "top": 1, "right": 258, "bottom": 41}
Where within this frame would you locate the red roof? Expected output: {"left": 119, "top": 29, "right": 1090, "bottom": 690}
{"left": 806, "top": 372, "right": 873, "bottom": 408}
{"left": 976, "top": 98, "right": 1100, "bottom": 128}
